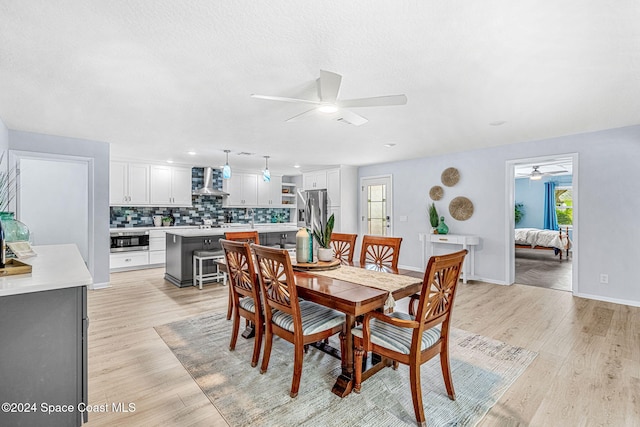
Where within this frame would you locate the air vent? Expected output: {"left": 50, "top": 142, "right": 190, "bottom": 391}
{"left": 236, "top": 152, "right": 254, "bottom": 156}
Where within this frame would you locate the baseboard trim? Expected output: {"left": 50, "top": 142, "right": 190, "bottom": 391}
{"left": 90, "top": 281, "right": 111, "bottom": 290}
{"left": 574, "top": 292, "right": 640, "bottom": 308}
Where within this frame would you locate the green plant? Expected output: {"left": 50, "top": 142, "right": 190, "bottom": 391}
{"left": 0, "top": 151, "right": 17, "bottom": 212}
{"left": 514, "top": 203, "right": 525, "bottom": 225}
{"left": 428, "top": 202, "right": 439, "bottom": 228}
{"left": 312, "top": 213, "right": 335, "bottom": 249}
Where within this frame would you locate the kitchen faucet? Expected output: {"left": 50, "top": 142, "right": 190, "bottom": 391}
{"left": 246, "top": 208, "right": 255, "bottom": 228}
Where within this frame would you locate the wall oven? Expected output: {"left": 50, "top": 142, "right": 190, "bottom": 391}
{"left": 110, "top": 230, "right": 150, "bottom": 252}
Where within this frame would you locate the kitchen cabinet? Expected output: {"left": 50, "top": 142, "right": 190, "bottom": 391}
{"left": 150, "top": 165, "right": 192, "bottom": 206}
{"left": 110, "top": 161, "right": 150, "bottom": 205}
{"left": 303, "top": 170, "right": 327, "bottom": 190}
{"left": 257, "top": 174, "right": 283, "bottom": 207}
{"left": 109, "top": 251, "right": 149, "bottom": 269}
{"left": 148, "top": 229, "right": 167, "bottom": 265}
{"left": 223, "top": 172, "right": 258, "bottom": 206}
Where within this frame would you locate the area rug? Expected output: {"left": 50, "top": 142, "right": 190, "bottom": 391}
{"left": 155, "top": 313, "right": 537, "bottom": 427}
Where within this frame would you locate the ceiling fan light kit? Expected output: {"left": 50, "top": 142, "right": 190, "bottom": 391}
{"left": 251, "top": 70, "right": 407, "bottom": 126}
{"left": 529, "top": 166, "right": 543, "bottom": 180}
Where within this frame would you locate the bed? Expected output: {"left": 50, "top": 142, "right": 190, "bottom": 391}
{"left": 515, "top": 227, "right": 571, "bottom": 260}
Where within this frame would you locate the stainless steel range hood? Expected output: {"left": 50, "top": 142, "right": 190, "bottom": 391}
{"left": 192, "top": 167, "right": 229, "bottom": 196}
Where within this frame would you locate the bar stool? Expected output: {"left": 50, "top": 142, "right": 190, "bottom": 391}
{"left": 192, "top": 250, "right": 227, "bottom": 290}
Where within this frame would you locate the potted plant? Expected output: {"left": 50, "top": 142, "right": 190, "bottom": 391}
{"left": 428, "top": 202, "right": 439, "bottom": 233}
{"left": 515, "top": 203, "right": 525, "bottom": 225}
{"left": 162, "top": 216, "right": 172, "bottom": 226}
{"left": 312, "top": 213, "right": 335, "bottom": 262}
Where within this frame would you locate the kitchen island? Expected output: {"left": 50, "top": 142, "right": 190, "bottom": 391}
{"left": 0, "top": 244, "right": 92, "bottom": 427}
{"left": 164, "top": 225, "right": 298, "bottom": 287}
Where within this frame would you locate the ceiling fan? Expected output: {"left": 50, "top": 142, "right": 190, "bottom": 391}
{"left": 516, "top": 165, "right": 568, "bottom": 180}
{"left": 250, "top": 70, "right": 407, "bottom": 126}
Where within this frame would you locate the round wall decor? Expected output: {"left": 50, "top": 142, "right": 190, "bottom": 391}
{"left": 429, "top": 185, "right": 444, "bottom": 200}
{"left": 449, "top": 196, "right": 474, "bottom": 221}
{"left": 441, "top": 167, "right": 460, "bottom": 187}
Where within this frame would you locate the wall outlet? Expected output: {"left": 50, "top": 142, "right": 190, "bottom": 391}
{"left": 600, "top": 274, "right": 609, "bottom": 284}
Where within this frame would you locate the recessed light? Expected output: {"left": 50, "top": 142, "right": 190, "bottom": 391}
{"left": 489, "top": 121, "right": 506, "bottom": 126}
{"left": 384, "top": 143, "right": 396, "bottom": 148}
{"left": 293, "top": 164, "right": 301, "bottom": 169}
{"left": 187, "top": 151, "right": 196, "bottom": 155}
{"left": 166, "top": 159, "right": 174, "bottom": 164}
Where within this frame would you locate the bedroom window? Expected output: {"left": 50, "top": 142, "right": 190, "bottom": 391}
{"left": 555, "top": 186, "right": 573, "bottom": 226}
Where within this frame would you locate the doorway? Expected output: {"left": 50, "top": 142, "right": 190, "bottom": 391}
{"left": 506, "top": 154, "right": 578, "bottom": 293}
{"left": 360, "top": 175, "right": 393, "bottom": 236}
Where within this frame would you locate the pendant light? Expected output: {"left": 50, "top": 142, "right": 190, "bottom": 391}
{"left": 263, "top": 156, "right": 271, "bottom": 182}
{"left": 222, "top": 149, "right": 232, "bottom": 179}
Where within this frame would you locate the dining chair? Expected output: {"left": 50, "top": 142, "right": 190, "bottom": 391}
{"left": 252, "top": 244, "right": 346, "bottom": 398}
{"left": 330, "top": 232, "right": 358, "bottom": 264}
{"left": 352, "top": 249, "right": 467, "bottom": 426}
{"left": 220, "top": 239, "right": 264, "bottom": 367}
{"left": 224, "top": 230, "right": 260, "bottom": 320}
{"left": 359, "top": 235, "right": 403, "bottom": 272}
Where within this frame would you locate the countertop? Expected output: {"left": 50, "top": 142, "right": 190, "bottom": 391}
{"left": 0, "top": 244, "right": 93, "bottom": 297}
{"left": 166, "top": 224, "right": 299, "bottom": 237}
{"left": 109, "top": 223, "right": 298, "bottom": 233}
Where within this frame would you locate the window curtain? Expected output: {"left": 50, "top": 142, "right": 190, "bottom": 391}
{"left": 543, "top": 181, "right": 559, "bottom": 230}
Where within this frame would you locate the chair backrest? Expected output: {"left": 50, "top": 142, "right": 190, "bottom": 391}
{"left": 224, "top": 230, "right": 260, "bottom": 245}
{"left": 414, "top": 249, "right": 467, "bottom": 333}
{"left": 252, "top": 244, "right": 301, "bottom": 325}
{"left": 360, "top": 235, "right": 403, "bottom": 271}
{"left": 220, "top": 239, "right": 261, "bottom": 305}
{"left": 330, "top": 233, "right": 358, "bottom": 264}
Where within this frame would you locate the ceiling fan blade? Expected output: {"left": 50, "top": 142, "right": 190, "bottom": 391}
{"left": 285, "top": 108, "right": 319, "bottom": 123}
{"left": 318, "top": 70, "right": 342, "bottom": 103}
{"left": 338, "top": 94, "right": 407, "bottom": 108}
{"left": 251, "top": 94, "right": 320, "bottom": 105}
{"left": 336, "top": 109, "right": 368, "bottom": 126}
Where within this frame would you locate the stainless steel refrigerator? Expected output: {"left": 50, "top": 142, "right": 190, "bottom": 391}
{"left": 297, "top": 189, "right": 329, "bottom": 231}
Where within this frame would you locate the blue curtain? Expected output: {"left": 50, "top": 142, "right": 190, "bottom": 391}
{"left": 543, "top": 181, "right": 559, "bottom": 230}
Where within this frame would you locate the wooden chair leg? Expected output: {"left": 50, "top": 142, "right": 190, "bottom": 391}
{"left": 226, "top": 285, "right": 233, "bottom": 320}
{"left": 229, "top": 309, "right": 240, "bottom": 351}
{"left": 409, "top": 363, "right": 426, "bottom": 426}
{"left": 290, "top": 343, "right": 304, "bottom": 398}
{"left": 260, "top": 327, "right": 273, "bottom": 374}
{"left": 354, "top": 346, "right": 364, "bottom": 393}
{"left": 440, "top": 345, "right": 456, "bottom": 400}
{"left": 251, "top": 316, "right": 263, "bottom": 368}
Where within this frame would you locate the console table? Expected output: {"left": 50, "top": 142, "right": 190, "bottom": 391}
{"left": 419, "top": 233, "right": 480, "bottom": 283}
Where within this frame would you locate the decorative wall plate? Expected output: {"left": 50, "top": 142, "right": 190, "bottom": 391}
{"left": 441, "top": 167, "right": 460, "bottom": 187}
{"left": 449, "top": 196, "right": 474, "bottom": 221}
{"left": 429, "top": 185, "right": 444, "bottom": 200}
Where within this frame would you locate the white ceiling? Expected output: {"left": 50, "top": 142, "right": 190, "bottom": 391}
{"left": 1, "top": 1, "right": 639, "bottom": 175}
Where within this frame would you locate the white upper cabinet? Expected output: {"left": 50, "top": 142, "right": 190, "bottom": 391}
{"left": 303, "top": 171, "right": 327, "bottom": 190}
{"left": 223, "top": 172, "right": 258, "bottom": 207}
{"left": 110, "top": 161, "right": 150, "bottom": 206}
{"left": 257, "top": 174, "right": 282, "bottom": 207}
{"left": 150, "top": 165, "right": 193, "bottom": 206}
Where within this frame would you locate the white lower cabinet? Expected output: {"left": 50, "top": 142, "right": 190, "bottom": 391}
{"left": 110, "top": 252, "right": 149, "bottom": 269}
{"left": 149, "top": 251, "right": 166, "bottom": 265}
{"left": 148, "top": 229, "right": 167, "bottom": 265}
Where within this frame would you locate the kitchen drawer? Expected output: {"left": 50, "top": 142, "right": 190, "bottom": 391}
{"left": 149, "top": 250, "right": 166, "bottom": 265}
{"left": 110, "top": 251, "right": 149, "bottom": 269}
{"left": 149, "top": 237, "right": 165, "bottom": 251}
{"left": 149, "top": 230, "right": 166, "bottom": 238}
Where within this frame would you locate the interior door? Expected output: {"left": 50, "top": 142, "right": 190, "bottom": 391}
{"left": 360, "top": 175, "right": 393, "bottom": 236}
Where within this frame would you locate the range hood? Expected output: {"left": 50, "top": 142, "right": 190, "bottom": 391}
{"left": 192, "top": 167, "right": 229, "bottom": 196}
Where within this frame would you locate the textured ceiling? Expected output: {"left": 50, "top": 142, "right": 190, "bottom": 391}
{"left": 1, "top": 1, "right": 639, "bottom": 174}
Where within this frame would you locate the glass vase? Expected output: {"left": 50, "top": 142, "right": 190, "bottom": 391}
{"left": 436, "top": 216, "right": 449, "bottom": 235}
{"left": 0, "top": 211, "right": 31, "bottom": 242}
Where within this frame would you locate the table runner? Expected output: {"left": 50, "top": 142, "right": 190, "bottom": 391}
{"left": 310, "top": 265, "right": 421, "bottom": 309}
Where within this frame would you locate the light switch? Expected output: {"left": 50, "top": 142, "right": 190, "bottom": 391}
{"left": 399, "top": 215, "right": 408, "bottom": 222}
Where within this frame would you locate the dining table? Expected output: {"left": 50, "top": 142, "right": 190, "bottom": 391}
{"left": 217, "top": 256, "right": 424, "bottom": 397}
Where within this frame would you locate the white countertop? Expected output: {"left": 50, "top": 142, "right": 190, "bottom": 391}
{"left": 0, "top": 244, "right": 93, "bottom": 297}
{"left": 166, "top": 224, "right": 299, "bottom": 237}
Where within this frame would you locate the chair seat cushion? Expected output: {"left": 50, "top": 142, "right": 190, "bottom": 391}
{"left": 272, "top": 300, "right": 345, "bottom": 335}
{"left": 237, "top": 296, "right": 256, "bottom": 314}
{"left": 194, "top": 250, "right": 224, "bottom": 257}
{"left": 351, "top": 312, "right": 441, "bottom": 355}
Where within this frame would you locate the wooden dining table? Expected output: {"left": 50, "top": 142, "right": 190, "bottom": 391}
{"left": 217, "top": 257, "right": 423, "bottom": 397}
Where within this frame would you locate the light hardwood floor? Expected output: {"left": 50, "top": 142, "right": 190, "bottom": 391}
{"left": 85, "top": 268, "right": 639, "bottom": 426}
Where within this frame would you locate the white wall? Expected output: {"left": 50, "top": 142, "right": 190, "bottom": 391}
{"left": 0, "top": 118, "right": 8, "bottom": 170}
{"left": 8, "top": 130, "right": 110, "bottom": 288}
{"left": 359, "top": 125, "right": 640, "bottom": 307}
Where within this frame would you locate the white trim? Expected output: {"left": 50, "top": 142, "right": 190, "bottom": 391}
{"left": 90, "top": 282, "right": 111, "bottom": 290}
{"left": 505, "top": 153, "right": 579, "bottom": 293}
{"left": 398, "top": 264, "right": 422, "bottom": 272}
{"left": 574, "top": 292, "right": 640, "bottom": 308}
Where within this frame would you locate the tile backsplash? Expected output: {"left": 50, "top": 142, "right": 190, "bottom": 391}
{"left": 110, "top": 168, "right": 292, "bottom": 228}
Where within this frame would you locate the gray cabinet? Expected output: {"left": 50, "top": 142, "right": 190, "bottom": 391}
{"left": 165, "top": 234, "right": 224, "bottom": 287}
{"left": 0, "top": 286, "right": 88, "bottom": 426}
